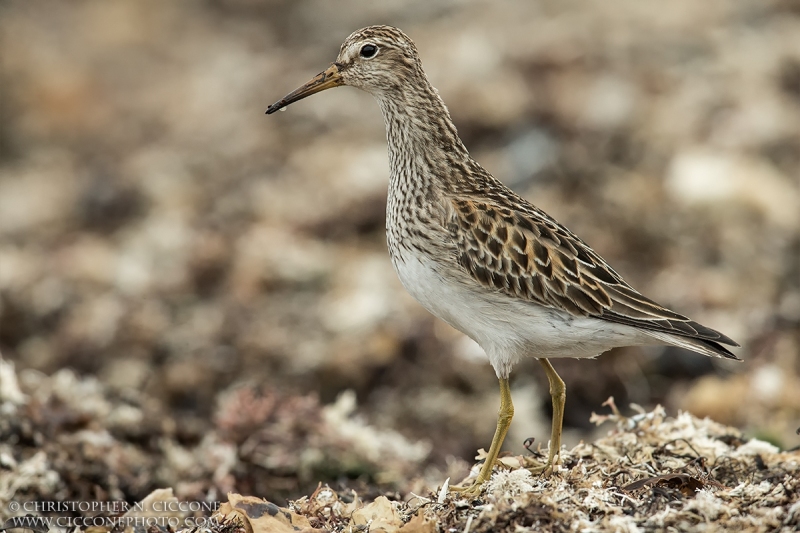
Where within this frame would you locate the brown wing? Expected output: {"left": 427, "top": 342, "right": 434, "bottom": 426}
{"left": 448, "top": 197, "right": 739, "bottom": 354}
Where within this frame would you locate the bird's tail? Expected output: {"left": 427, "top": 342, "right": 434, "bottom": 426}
{"left": 644, "top": 330, "right": 741, "bottom": 360}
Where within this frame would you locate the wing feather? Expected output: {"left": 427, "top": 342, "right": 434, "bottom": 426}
{"left": 448, "top": 198, "right": 740, "bottom": 356}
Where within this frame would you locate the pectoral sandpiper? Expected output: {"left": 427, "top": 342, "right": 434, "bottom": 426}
{"left": 266, "top": 25, "right": 740, "bottom": 494}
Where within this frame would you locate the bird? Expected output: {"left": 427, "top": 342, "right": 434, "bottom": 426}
{"left": 266, "top": 25, "right": 740, "bottom": 494}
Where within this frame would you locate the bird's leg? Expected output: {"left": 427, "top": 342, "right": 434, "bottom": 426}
{"left": 450, "top": 377, "right": 513, "bottom": 495}
{"left": 529, "top": 358, "right": 565, "bottom": 474}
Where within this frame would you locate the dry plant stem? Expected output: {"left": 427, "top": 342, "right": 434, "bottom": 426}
{"left": 452, "top": 378, "right": 514, "bottom": 493}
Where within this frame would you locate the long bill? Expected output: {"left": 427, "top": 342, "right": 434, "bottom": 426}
{"left": 265, "top": 64, "right": 343, "bottom": 114}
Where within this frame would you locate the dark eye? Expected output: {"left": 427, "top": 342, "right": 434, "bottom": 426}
{"left": 360, "top": 44, "right": 378, "bottom": 58}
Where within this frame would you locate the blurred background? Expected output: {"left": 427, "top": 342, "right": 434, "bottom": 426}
{"left": 1, "top": 0, "right": 799, "bottom": 505}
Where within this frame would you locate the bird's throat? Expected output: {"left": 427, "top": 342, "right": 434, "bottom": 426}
{"left": 375, "top": 84, "right": 470, "bottom": 193}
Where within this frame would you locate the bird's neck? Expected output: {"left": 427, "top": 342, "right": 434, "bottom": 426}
{"left": 375, "top": 79, "right": 470, "bottom": 193}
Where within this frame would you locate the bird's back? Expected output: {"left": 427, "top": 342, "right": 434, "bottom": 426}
{"left": 386, "top": 153, "right": 739, "bottom": 370}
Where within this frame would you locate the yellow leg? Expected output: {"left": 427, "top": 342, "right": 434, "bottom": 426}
{"left": 451, "top": 377, "right": 513, "bottom": 495}
{"left": 530, "top": 359, "right": 565, "bottom": 473}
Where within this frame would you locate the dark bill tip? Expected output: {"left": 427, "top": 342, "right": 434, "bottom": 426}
{"left": 265, "top": 102, "right": 285, "bottom": 114}
{"left": 265, "top": 64, "right": 343, "bottom": 116}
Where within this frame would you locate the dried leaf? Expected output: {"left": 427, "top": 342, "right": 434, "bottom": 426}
{"left": 398, "top": 511, "right": 435, "bottom": 533}
{"left": 498, "top": 456, "right": 523, "bottom": 469}
{"left": 622, "top": 473, "right": 706, "bottom": 497}
{"left": 216, "top": 493, "right": 320, "bottom": 533}
{"left": 351, "top": 496, "right": 403, "bottom": 533}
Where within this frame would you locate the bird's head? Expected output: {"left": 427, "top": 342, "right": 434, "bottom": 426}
{"left": 266, "top": 25, "right": 421, "bottom": 114}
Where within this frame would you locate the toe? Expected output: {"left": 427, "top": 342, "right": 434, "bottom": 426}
{"left": 449, "top": 481, "right": 484, "bottom": 497}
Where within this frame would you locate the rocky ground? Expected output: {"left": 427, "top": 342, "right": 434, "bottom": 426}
{"left": 1, "top": 1, "right": 799, "bottom": 531}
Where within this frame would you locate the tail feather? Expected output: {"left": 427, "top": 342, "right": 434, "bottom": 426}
{"left": 644, "top": 330, "right": 741, "bottom": 361}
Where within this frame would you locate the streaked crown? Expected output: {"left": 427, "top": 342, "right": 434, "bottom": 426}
{"left": 335, "top": 25, "right": 423, "bottom": 94}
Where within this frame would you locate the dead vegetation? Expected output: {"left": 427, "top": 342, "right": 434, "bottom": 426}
{"left": 2, "top": 358, "right": 798, "bottom": 532}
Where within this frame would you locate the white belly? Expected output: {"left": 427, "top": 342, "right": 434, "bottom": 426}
{"left": 391, "top": 250, "right": 653, "bottom": 378}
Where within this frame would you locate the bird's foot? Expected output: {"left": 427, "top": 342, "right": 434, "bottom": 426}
{"left": 448, "top": 480, "right": 485, "bottom": 497}
{"left": 523, "top": 454, "right": 559, "bottom": 476}
{"left": 526, "top": 462, "right": 554, "bottom": 476}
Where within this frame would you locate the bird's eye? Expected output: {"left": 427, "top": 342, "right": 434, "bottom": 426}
{"left": 360, "top": 44, "right": 378, "bottom": 59}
